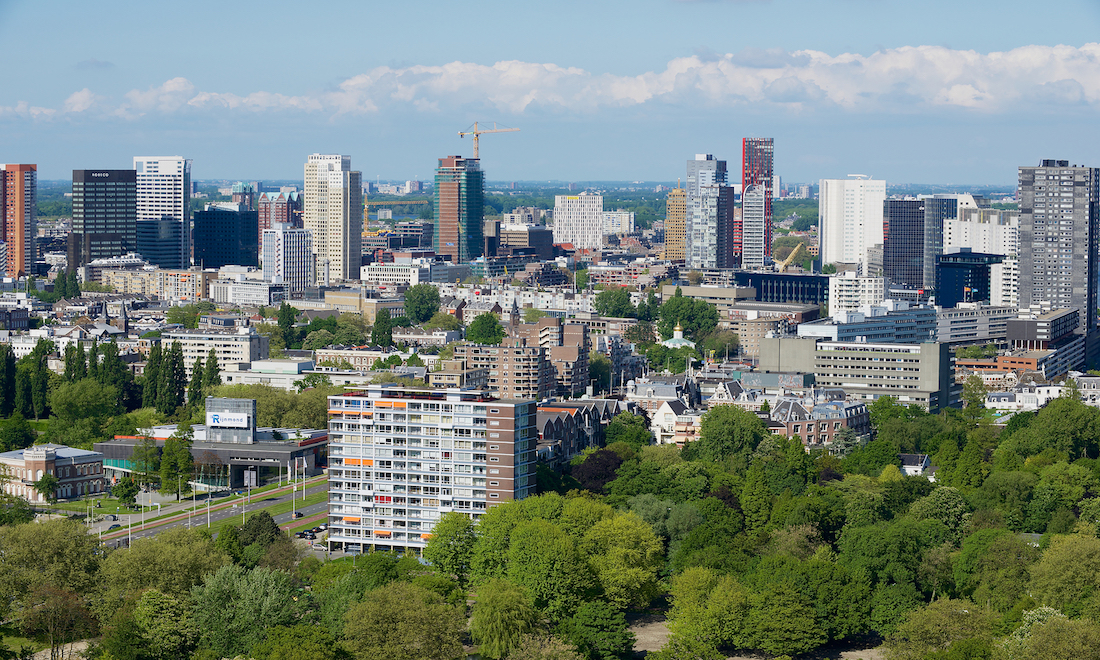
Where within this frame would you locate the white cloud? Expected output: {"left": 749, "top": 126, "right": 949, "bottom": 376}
{"left": 10, "top": 43, "right": 1100, "bottom": 122}
{"left": 63, "top": 88, "right": 99, "bottom": 113}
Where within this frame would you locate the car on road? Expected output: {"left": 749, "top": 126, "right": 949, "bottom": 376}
{"left": 311, "top": 526, "right": 323, "bottom": 533}
{"left": 294, "top": 532, "right": 306, "bottom": 538}
{"left": 107, "top": 524, "right": 121, "bottom": 531}
{"left": 318, "top": 523, "right": 328, "bottom": 531}
{"left": 293, "top": 512, "right": 304, "bottom": 518}
{"left": 304, "top": 533, "right": 316, "bottom": 540}
{"left": 311, "top": 543, "right": 327, "bottom": 551}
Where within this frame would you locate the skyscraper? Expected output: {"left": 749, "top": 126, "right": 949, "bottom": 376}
{"left": 68, "top": 170, "right": 137, "bottom": 268}
{"left": 303, "top": 154, "right": 363, "bottom": 283}
{"left": 740, "top": 186, "right": 767, "bottom": 269}
{"left": 742, "top": 138, "right": 774, "bottom": 262}
{"left": 664, "top": 187, "right": 687, "bottom": 262}
{"left": 921, "top": 194, "right": 986, "bottom": 290}
{"left": 686, "top": 155, "right": 737, "bottom": 269}
{"left": 263, "top": 223, "right": 315, "bottom": 296}
{"left": 819, "top": 176, "right": 887, "bottom": 270}
{"left": 882, "top": 199, "right": 925, "bottom": 289}
{"left": 134, "top": 156, "right": 192, "bottom": 268}
{"left": 193, "top": 202, "right": 259, "bottom": 268}
{"left": 552, "top": 193, "right": 603, "bottom": 250}
{"left": 1018, "top": 160, "right": 1099, "bottom": 332}
{"left": 1, "top": 164, "right": 37, "bottom": 277}
{"left": 257, "top": 191, "right": 302, "bottom": 243}
{"left": 433, "top": 156, "right": 484, "bottom": 262}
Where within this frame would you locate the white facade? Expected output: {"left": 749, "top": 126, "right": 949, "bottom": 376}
{"left": 741, "top": 186, "right": 768, "bottom": 269}
{"left": 553, "top": 193, "right": 603, "bottom": 249}
{"left": 829, "top": 271, "right": 886, "bottom": 314}
{"left": 819, "top": 177, "right": 887, "bottom": 268}
{"left": 134, "top": 156, "right": 191, "bottom": 267}
{"left": 326, "top": 387, "right": 537, "bottom": 553}
{"left": 211, "top": 279, "right": 286, "bottom": 307}
{"left": 262, "top": 224, "right": 315, "bottom": 294}
{"left": 602, "top": 211, "right": 635, "bottom": 235}
{"left": 304, "top": 154, "right": 363, "bottom": 283}
{"left": 945, "top": 208, "right": 1020, "bottom": 307}
{"left": 360, "top": 263, "right": 432, "bottom": 287}
{"left": 161, "top": 327, "right": 270, "bottom": 376}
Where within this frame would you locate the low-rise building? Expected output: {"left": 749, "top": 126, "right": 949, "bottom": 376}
{"left": 211, "top": 279, "right": 286, "bottom": 307}
{"left": 0, "top": 444, "right": 106, "bottom": 502}
{"left": 936, "top": 302, "right": 1017, "bottom": 345}
{"left": 161, "top": 327, "right": 269, "bottom": 376}
{"left": 759, "top": 336, "right": 956, "bottom": 412}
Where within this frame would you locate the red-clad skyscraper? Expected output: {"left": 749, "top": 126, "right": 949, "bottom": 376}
{"left": 1, "top": 164, "right": 37, "bottom": 277}
{"left": 742, "top": 138, "right": 774, "bottom": 267}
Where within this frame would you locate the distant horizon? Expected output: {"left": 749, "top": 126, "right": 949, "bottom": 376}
{"left": 34, "top": 178, "right": 1019, "bottom": 191}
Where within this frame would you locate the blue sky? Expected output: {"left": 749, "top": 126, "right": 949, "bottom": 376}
{"left": 3, "top": 0, "right": 1100, "bottom": 185}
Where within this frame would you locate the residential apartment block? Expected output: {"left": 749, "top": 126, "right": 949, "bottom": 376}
{"left": 1, "top": 164, "right": 37, "bottom": 277}
{"left": 553, "top": 193, "right": 603, "bottom": 250}
{"left": 326, "top": 385, "right": 538, "bottom": 554}
{"left": 514, "top": 317, "right": 591, "bottom": 397}
{"left": 304, "top": 154, "right": 362, "bottom": 283}
{"left": 160, "top": 327, "right": 270, "bottom": 376}
{"left": 453, "top": 339, "right": 556, "bottom": 400}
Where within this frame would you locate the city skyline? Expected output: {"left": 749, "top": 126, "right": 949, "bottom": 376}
{"left": 2, "top": 1, "right": 1100, "bottom": 184}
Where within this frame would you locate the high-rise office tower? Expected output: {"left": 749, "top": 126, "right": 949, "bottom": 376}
{"left": 193, "top": 202, "right": 259, "bottom": 268}
{"left": 434, "top": 156, "right": 484, "bottom": 262}
{"left": 231, "top": 182, "right": 256, "bottom": 211}
{"left": 136, "top": 220, "right": 184, "bottom": 269}
{"left": 921, "top": 194, "right": 985, "bottom": 290}
{"left": 945, "top": 207, "right": 1020, "bottom": 307}
{"left": 742, "top": 138, "right": 774, "bottom": 261}
{"left": 263, "top": 223, "right": 315, "bottom": 295}
{"left": 303, "top": 154, "right": 363, "bottom": 283}
{"left": 257, "top": 191, "right": 303, "bottom": 242}
{"left": 1018, "top": 160, "right": 1099, "bottom": 332}
{"left": 664, "top": 187, "right": 687, "bottom": 262}
{"left": 1, "top": 164, "right": 37, "bottom": 277}
{"left": 68, "top": 170, "right": 137, "bottom": 268}
{"left": 740, "top": 186, "right": 767, "bottom": 269}
{"left": 552, "top": 193, "right": 603, "bottom": 250}
{"left": 134, "top": 156, "right": 192, "bottom": 268}
{"left": 689, "top": 185, "right": 738, "bottom": 269}
{"left": 686, "top": 155, "right": 738, "bottom": 268}
{"left": 882, "top": 199, "right": 925, "bottom": 289}
{"left": 818, "top": 177, "right": 887, "bottom": 270}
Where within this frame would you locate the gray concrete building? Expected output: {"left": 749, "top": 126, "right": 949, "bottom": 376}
{"left": 759, "top": 336, "right": 956, "bottom": 412}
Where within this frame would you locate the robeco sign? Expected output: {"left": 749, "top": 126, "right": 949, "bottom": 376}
{"left": 91, "top": 172, "right": 110, "bottom": 177}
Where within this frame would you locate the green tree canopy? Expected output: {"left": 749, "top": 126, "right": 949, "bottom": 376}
{"left": 404, "top": 283, "right": 442, "bottom": 324}
{"left": 467, "top": 313, "right": 506, "bottom": 345}
{"left": 342, "top": 581, "right": 464, "bottom": 660}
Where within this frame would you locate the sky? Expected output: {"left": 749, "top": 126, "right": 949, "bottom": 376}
{"left": 3, "top": 0, "right": 1100, "bottom": 185}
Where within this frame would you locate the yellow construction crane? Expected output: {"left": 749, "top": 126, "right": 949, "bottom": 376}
{"left": 776, "top": 243, "right": 806, "bottom": 272}
{"left": 458, "top": 121, "right": 519, "bottom": 159}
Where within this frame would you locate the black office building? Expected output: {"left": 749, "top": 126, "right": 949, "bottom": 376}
{"left": 935, "top": 248, "right": 1003, "bottom": 309}
{"left": 67, "top": 170, "right": 137, "bottom": 268}
{"left": 732, "top": 271, "right": 829, "bottom": 305}
{"left": 883, "top": 199, "right": 925, "bottom": 289}
{"left": 193, "top": 203, "right": 259, "bottom": 268}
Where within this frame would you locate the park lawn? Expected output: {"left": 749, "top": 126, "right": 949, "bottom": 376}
{"left": 0, "top": 623, "right": 45, "bottom": 654}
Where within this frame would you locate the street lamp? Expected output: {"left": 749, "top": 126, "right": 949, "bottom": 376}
{"left": 207, "top": 496, "right": 211, "bottom": 528}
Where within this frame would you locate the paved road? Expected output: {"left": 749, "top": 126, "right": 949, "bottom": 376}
{"left": 98, "top": 479, "right": 329, "bottom": 547}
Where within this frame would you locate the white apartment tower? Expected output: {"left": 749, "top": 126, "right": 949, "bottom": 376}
{"left": 326, "top": 385, "right": 537, "bottom": 554}
{"left": 134, "top": 156, "right": 192, "bottom": 267}
{"left": 303, "top": 154, "right": 363, "bottom": 283}
{"left": 829, "top": 271, "right": 886, "bottom": 315}
{"left": 741, "top": 186, "right": 768, "bottom": 269}
{"left": 819, "top": 176, "right": 887, "bottom": 269}
{"left": 553, "top": 193, "right": 603, "bottom": 249}
{"left": 262, "top": 223, "right": 315, "bottom": 295}
{"left": 945, "top": 208, "right": 1021, "bottom": 306}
